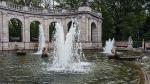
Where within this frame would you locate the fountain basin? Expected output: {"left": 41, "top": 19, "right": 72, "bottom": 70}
{"left": 16, "top": 50, "right": 26, "bottom": 56}
{"left": 0, "top": 50, "right": 144, "bottom": 84}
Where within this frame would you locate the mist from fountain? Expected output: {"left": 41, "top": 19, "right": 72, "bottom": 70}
{"left": 48, "top": 19, "right": 90, "bottom": 73}
{"left": 34, "top": 24, "right": 46, "bottom": 54}
{"left": 103, "top": 38, "right": 115, "bottom": 55}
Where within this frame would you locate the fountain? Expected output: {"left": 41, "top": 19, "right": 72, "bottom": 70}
{"left": 48, "top": 19, "right": 90, "bottom": 73}
{"left": 34, "top": 24, "right": 46, "bottom": 54}
{"left": 0, "top": 21, "right": 141, "bottom": 84}
{"left": 103, "top": 38, "right": 115, "bottom": 55}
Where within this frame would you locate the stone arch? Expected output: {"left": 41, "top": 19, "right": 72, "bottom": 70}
{"left": 30, "top": 21, "right": 40, "bottom": 42}
{"left": 29, "top": 19, "right": 43, "bottom": 25}
{"left": 91, "top": 22, "right": 97, "bottom": 42}
{"left": 67, "top": 21, "right": 72, "bottom": 32}
{"left": 9, "top": 18, "right": 22, "bottom": 42}
{"left": 49, "top": 21, "right": 56, "bottom": 42}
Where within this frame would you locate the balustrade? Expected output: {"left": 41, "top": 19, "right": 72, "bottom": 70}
{"left": 0, "top": 1, "right": 101, "bottom": 17}
{"left": 7, "top": 2, "right": 23, "bottom": 11}
{"left": 29, "top": 7, "right": 43, "bottom": 13}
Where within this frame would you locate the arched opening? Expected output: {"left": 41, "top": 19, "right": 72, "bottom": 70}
{"left": 9, "top": 18, "right": 22, "bottom": 42}
{"left": 67, "top": 21, "right": 72, "bottom": 32}
{"left": 30, "top": 21, "right": 40, "bottom": 42}
{"left": 49, "top": 22, "right": 56, "bottom": 42}
{"left": 91, "top": 22, "right": 97, "bottom": 42}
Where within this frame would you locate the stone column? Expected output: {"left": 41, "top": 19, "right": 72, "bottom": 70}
{"left": 97, "top": 20, "right": 102, "bottom": 42}
{"left": 43, "top": 18, "right": 49, "bottom": 47}
{"left": 22, "top": 17, "right": 25, "bottom": 42}
{"left": 2, "top": 13, "right": 9, "bottom": 50}
{"left": 87, "top": 18, "right": 90, "bottom": 42}
{"left": 89, "top": 19, "right": 92, "bottom": 42}
{"left": 24, "top": 16, "right": 30, "bottom": 49}
{"left": 99, "top": 20, "right": 102, "bottom": 42}
{"left": 80, "top": 15, "right": 86, "bottom": 42}
{"left": 97, "top": 19, "right": 102, "bottom": 48}
{"left": 85, "top": 15, "right": 89, "bottom": 42}
{"left": 78, "top": 18, "right": 82, "bottom": 42}
{"left": 0, "top": 13, "right": 2, "bottom": 50}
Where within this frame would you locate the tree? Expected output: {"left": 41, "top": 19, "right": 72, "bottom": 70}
{"left": 7, "top": 0, "right": 149, "bottom": 41}
{"left": 7, "top": 0, "right": 42, "bottom": 7}
{"left": 55, "top": 0, "right": 83, "bottom": 9}
{"left": 91, "top": 0, "right": 147, "bottom": 41}
{"left": 9, "top": 18, "right": 22, "bottom": 42}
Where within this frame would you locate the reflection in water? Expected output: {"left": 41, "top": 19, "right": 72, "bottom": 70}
{"left": 0, "top": 50, "right": 140, "bottom": 84}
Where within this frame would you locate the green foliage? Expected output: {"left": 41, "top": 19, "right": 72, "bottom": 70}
{"left": 9, "top": 18, "right": 22, "bottom": 41}
{"left": 30, "top": 21, "right": 40, "bottom": 41}
{"left": 49, "top": 22, "right": 56, "bottom": 42}
{"left": 7, "top": 0, "right": 150, "bottom": 41}
{"left": 140, "top": 16, "right": 150, "bottom": 41}
{"left": 91, "top": 0, "right": 147, "bottom": 41}
{"left": 55, "top": 0, "right": 83, "bottom": 8}
{"left": 7, "top": 0, "right": 42, "bottom": 7}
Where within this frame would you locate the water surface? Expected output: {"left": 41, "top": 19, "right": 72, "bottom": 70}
{"left": 0, "top": 50, "right": 140, "bottom": 84}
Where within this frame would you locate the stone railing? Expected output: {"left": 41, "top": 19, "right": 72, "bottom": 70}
{"left": 48, "top": 8, "right": 62, "bottom": 13}
{"left": 0, "top": 1, "right": 55, "bottom": 14}
{"left": 28, "top": 7, "right": 43, "bottom": 13}
{"left": 6, "top": 2, "right": 23, "bottom": 11}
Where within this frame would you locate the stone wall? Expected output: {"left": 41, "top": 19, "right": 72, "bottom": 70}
{"left": 115, "top": 41, "right": 128, "bottom": 48}
{"left": 115, "top": 41, "right": 150, "bottom": 50}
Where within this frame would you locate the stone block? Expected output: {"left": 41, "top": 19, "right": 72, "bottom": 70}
{"left": 24, "top": 43, "right": 30, "bottom": 49}
{"left": 1, "top": 1, "right": 6, "bottom": 7}
{"left": 78, "top": 6, "right": 91, "bottom": 12}
{"left": 23, "top": 6, "right": 28, "bottom": 11}
{"left": 42, "top": 9, "right": 48, "bottom": 14}
{"left": 3, "top": 42, "right": 8, "bottom": 50}
{"left": 29, "top": 42, "right": 38, "bottom": 49}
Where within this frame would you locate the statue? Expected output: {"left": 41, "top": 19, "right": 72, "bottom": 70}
{"left": 127, "top": 36, "right": 133, "bottom": 49}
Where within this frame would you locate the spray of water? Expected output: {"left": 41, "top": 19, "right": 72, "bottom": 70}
{"left": 48, "top": 19, "right": 90, "bottom": 73}
{"left": 103, "top": 38, "right": 115, "bottom": 55}
{"left": 34, "top": 24, "right": 46, "bottom": 54}
{"left": 127, "top": 36, "right": 133, "bottom": 49}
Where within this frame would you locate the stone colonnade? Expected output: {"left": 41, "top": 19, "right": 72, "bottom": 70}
{"left": 0, "top": 3, "right": 102, "bottom": 50}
